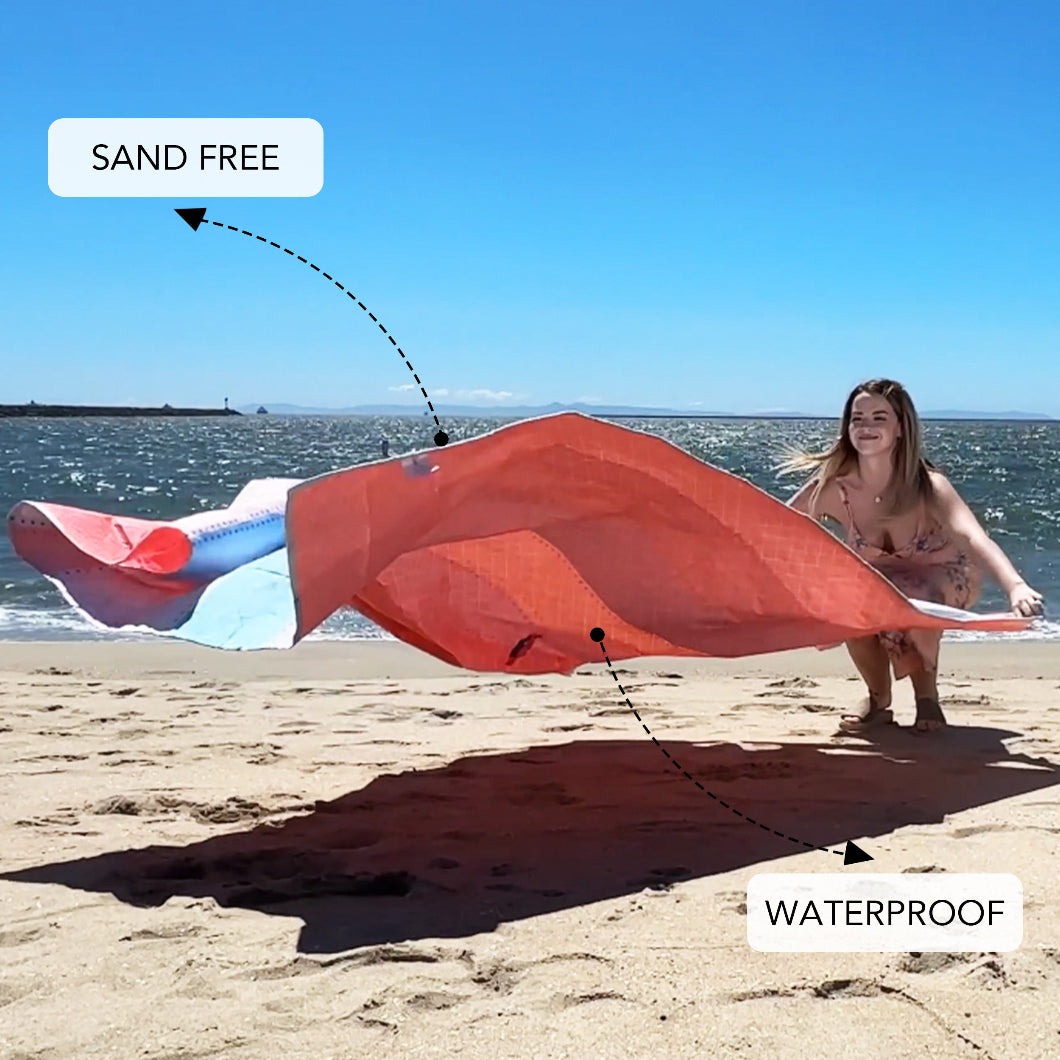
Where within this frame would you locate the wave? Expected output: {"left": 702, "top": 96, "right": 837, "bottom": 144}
{"left": 0, "top": 604, "right": 395, "bottom": 643}
{"left": 0, "top": 604, "right": 1056, "bottom": 645}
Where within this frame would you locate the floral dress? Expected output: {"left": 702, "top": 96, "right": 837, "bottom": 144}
{"left": 835, "top": 482, "right": 981, "bottom": 679}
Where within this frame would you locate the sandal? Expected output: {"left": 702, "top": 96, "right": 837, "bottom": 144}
{"left": 913, "top": 697, "right": 947, "bottom": 734}
{"left": 838, "top": 694, "right": 894, "bottom": 733}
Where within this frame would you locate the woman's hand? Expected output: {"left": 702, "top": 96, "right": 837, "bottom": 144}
{"left": 1009, "top": 581, "right": 1045, "bottom": 617}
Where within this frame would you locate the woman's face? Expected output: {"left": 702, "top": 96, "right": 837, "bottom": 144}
{"left": 848, "top": 392, "right": 901, "bottom": 458}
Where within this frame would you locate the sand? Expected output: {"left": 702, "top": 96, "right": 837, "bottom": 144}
{"left": 1, "top": 638, "right": 1058, "bottom": 1059}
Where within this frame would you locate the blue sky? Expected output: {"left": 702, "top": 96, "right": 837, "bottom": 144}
{"left": 4, "top": 1, "right": 1060, "bottom": 415}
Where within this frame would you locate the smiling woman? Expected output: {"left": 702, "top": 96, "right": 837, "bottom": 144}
{"left": 784, "top": 378, "right": 1045, "bottom": 735}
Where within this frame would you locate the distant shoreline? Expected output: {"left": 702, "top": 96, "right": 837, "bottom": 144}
{"left": 241, "top": 411, "right": 1057, "bottom": 423}
{"left": 0, "top": 404, "right": 242, "bottom": 418}
{"left": 236, "top": 403, "right": 1057, "bottom": 422}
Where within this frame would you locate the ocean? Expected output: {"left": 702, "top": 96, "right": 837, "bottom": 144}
{"left": 2, "top": 414, "right": 1058, "bottom": 643}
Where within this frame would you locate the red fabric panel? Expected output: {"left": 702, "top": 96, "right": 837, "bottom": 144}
{"left": 287, "top": 413, "right": 1026, "bottom": 674}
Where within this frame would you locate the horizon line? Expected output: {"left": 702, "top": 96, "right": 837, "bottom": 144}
{"left": 235, "top": 400, "right": 1058, "bottom": 421}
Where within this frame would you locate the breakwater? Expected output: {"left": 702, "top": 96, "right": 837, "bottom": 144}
{"left": 0, "top": 405, "right": 241, "bottom": 418}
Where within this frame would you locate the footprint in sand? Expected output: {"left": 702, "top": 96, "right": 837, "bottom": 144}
{"left": 119, "top": 923, "right": 205, "bottom": 942}
{"left": 247, "top": 749, "right": 286, "bottom": 765}
{"left": 948, "top": 823, "right": 1011, "bottom": 839}
{"left": 549, "top": 989, "right": 633, "bottom": 1011}
{"left": 232, "top": 956, "right": 330, "bottom": 981}
{"left": 0, "top": 925, "right": 48, "bottom": 947}
{"left": 702, "top": 761, "right": 794, "bottom": 781}
{"left": 224, "top": 870, "right": 416, "bottom": 907}
{"left": 896, "top": 951, "right": 975, "bottom": 975}
{"left": 170, "top": 966, "right": 237, "bottom": 1001}
{"left": 15, "top": 811, "right": 82, "bottom": 827}
{"left": 273, "top": 720, "right": 318, "bottom": 735}
{"left": 628, "top": 866, "right": 693, "bottom": 891}
{"left": 190, "top": 797, "right": 277, "bottom": 824}
{"left": 19, "top": 752, "right": 89, "bottom": 763}
{"left": 808, "top": 977, "right": 887, "bottom": 999}
{"left": 0, "top": 982, "right": 38, "bottom": 1008}
{"left": 470, "top": 959, "right": 523, "bottom": 995}
{"left": 404, "top": 990, "right": 471, "bottom": 1011}
{"left": 429, "top": 857, "right": 461, "bottom": 870}
{"left": 714, "top": 889, "right": 747, "bottom": 915}
{"left": 88, "top": 792, "right": 308, "bottom": 824}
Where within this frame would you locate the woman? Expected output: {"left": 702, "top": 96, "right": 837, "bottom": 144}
{"left": 786, "top": 378, "right": 1044, "bottom": 734}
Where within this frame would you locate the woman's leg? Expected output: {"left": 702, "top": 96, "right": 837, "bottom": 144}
{"left": 909, "top": 658, "right": 946, "bottom": 732}
{"left": 902, "top": 630, "right": 946, "bottom": 733}
{"left": 845, "top": 635, "right": 893, "bottom": 708}
{"left": 882, "top": 561, "right": 973, "bottom": 734}
{"left": 840, "top": 636, "right": 894, "bottom": 727}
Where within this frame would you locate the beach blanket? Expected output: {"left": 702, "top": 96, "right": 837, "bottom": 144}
{"left": 7, "top": 412, "right": 1028, "bottom": 672}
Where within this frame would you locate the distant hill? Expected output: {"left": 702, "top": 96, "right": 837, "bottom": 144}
{"left": 240, "top": 401, "right": 735, "bottom": 418}
{"left": 239, "top": 401, "right": 1055, "bottom": 421}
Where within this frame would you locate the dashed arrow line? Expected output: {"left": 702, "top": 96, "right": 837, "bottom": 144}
{"left": 588, "top": 627, "right": 873, "bottom": 864}
{"left": 174, "top": 208, "right": 448, "bottom": 445}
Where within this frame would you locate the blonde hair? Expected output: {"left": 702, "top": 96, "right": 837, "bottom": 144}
{"left": 780, "top": 378, "right": 935, "bottom": 517}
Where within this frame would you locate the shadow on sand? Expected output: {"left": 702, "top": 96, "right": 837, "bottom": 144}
{"left": 5, "top": 727, "right": 1057, "bottom": 953}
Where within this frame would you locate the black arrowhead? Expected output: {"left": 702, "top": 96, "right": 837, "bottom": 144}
{"left": 175, "top": 208, "right": 207, "bottom": 232}
{"left": 844, "top": 841, "right": 873, "bottom": 864}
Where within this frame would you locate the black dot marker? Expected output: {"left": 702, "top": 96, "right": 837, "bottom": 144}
{"left": 589, "top": 627, "right": 605, "bottom": 642}
{"left": 434, "top": 431, "right": 449, "bottom": 447}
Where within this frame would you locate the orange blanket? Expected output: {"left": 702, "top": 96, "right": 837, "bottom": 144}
{"left": 286, "top": 412, "right": 1027, "bottom": 672}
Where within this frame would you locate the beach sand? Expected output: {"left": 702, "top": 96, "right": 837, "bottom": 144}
{"left": 1, "top": 638, "right": 1058, "bottom": 1059}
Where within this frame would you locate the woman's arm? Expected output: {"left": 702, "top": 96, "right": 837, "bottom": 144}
{"left": 787, "top": 477, "right": 819, "bottom": 515}
{"left": 930, "top": 473, "right": 1045, "bottom": 616}
{"left": 787, "top": 475, "right": 842, "bottom": 523}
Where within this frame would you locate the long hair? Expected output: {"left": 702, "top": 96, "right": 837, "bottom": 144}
{"left": 780, "top": 378, "right": 935, "bottom": 517}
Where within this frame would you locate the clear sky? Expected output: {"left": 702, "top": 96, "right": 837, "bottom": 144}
{"left": 3, "top": 1, "right": 1060, "bottom": 415}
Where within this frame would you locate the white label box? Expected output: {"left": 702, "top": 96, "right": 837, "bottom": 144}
{"left": 48, "top": 118, "right": 323, "bottom": 197}
{"left": 747, "top": 873, "right": 1022, "bottom": 952}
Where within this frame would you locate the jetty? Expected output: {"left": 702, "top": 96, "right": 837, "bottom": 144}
{"left": 0, "top": 404, "right": 242, "bottom": 418}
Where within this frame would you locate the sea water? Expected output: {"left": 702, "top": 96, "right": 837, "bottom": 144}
{"left": 1, "top": 414, "right": 1057, "bottom": 642}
